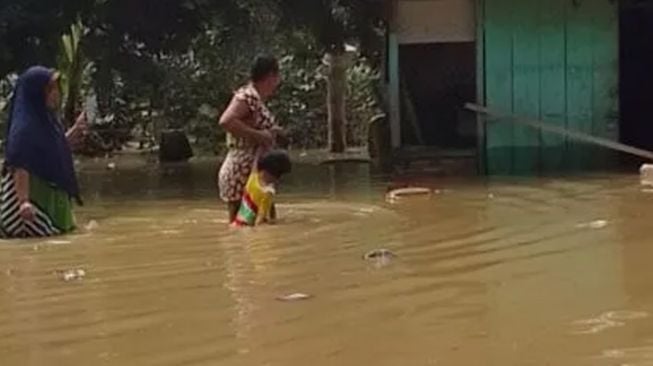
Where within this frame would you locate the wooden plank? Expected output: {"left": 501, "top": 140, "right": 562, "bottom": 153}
{"left": 466, "top": 103, "right": 653, "bottom": 161}
{"left": 565, "top": 0, "right": 595, "bottom": 171}
{"left": 511, "top": 0, "right": 541, "bottom": 174}
{"left": 538, "top": 0, "right": 567, "bottom": 173}
{"left": 483, "top": 0, "right": 514, "bottom": 174}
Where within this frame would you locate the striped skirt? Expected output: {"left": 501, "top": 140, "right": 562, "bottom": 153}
{"left": 0, "top": 169, "right": 73, "bottom": 238}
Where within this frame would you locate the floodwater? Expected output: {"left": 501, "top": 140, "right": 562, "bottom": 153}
{"left": 2, "top": 157, "right": 653, "bottom": 365}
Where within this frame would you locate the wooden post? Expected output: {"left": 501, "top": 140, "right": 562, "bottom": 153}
{"left": 475, "top": 0, "right": 487, "bottom": 174}
{"left": 388, "top": 0, "right": 401, "bottom": 149}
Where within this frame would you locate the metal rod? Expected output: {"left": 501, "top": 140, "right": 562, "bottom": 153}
{"left": 465, "top": 103, "right": 653, "bottom": 161}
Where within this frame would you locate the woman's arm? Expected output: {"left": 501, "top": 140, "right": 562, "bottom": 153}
{"left": 65, "top": 125, "right": 82, "bottom": 145}
{"left": 14, "top": 168, "right": 35, "bottom": 221}
{"left": 14, "top": 168, "right": 30, "bottom": 204}
{"left": 219, "top": 98, "right": 273, "bottom": 147}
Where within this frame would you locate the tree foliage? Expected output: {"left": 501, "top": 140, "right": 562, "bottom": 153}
{"left": 0, "top": 0, "right": 385, "bottom": 154}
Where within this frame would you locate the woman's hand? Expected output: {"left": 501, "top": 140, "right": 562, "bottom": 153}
{"left": 256, "top": 129, "right": 276, "bottom": 149}
{"left": 259, "top": 125, "right": 286, "bottom": 149}
{"left": 18, "top": 202, "right": 35, "bottom": 221}
{"left": 66, "top": 112, "right": 88, "bottom": 145}
{"left": 271, "top": 126, "right": 289, "bottom": 148}
{"left": 74, "top": 112, "right": 89, "bottom": 133}
{"left": 270, "top": 125, "right": 283, "bottom": 135}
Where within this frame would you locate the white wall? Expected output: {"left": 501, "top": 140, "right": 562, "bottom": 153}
{"left": 396, "top": 0, "right": 476, "bottom": 44}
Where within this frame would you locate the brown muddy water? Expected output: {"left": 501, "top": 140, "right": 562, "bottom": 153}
{"left": 1, "top": 157, "right": 653, "bottom": 365}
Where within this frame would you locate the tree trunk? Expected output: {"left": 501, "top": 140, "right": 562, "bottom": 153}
{"left": 368, "top": 114, "right": 393, "bottom": 173}
{"left": 324, "top": 52, "right": 348, "bottom": 153}
{"left": 63, "top": 85, "right": 79, "bottom": 128}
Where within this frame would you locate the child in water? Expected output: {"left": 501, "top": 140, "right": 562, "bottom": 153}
{"left": 232, "top": 150, "right": 292, "bottom": 227}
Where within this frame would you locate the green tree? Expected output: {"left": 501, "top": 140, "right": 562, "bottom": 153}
{"left": 276, "top": 0, "right": 385, "bottom": 153}
{"left": 0, "top": 0, "right": 384, "bottom": 155}
{"left": 58, "top": 19, "right": 90, "bottom": 127}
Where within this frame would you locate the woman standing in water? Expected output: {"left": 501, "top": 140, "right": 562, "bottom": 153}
{"left": 218, "top": 55, "right": 283, "bottom": 222}
{"left": 1, "top": 66, "right": 86, "bottom": 238}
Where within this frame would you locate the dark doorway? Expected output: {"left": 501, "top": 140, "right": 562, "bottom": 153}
{"left": 398, "top": 42, "right": 476, "bottom": 149}
{"left": 620, "top": 0, "right": 653, "bottom": 159}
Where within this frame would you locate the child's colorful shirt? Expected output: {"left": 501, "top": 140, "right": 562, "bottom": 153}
{"left": 233, "top": 171, "right": 275, "bottom": 226}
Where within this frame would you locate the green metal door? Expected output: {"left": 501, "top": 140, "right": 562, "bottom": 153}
{"left": 482, "top": 0, "right": 619, "bottom": 175}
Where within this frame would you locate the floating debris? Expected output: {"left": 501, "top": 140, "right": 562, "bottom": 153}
{"left": 276, "top": 293, "right": 312, "bottom": 302}
{"left": 386, "top": 187, "right": 432, "bottom": 202}
{"left": 57, "top": 269, "right": 86, "bottom": 282}
{"left": 363, "top": 249, "right": 397, "bottom": 261}
{"left": 47, "top": 240, "right": 71, "bottom": 245}
{"left": 603, "top": 310, "right": 649, "bottom": 321}
{"left": 354, "top": 207, "right": 376, "bottom": 217}
{"left": 571, "top": 310, "right": 648, "bottom": 335}
{"left": 161, "top": 230, "right": 181, "bottom": 235}
{"left": 641, "top": 164, "right": 653, "bottom": 186}
{"left": 106, "top": 162, "right": 116, "bottom": 170}
{"left": 85, "top": 220, "right": 100, "bottom": 231}
{"left": 577, "top": 220, "right": 609, "bottom": 230}
{"left": 363, "top": 249, "right": 397, "bottom": 268}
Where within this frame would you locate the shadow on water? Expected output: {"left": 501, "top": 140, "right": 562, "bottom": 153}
{"left": 2, "top": 155, "right": 653, "bottom": 365}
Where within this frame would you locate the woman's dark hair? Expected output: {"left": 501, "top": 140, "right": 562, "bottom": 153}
{"left": 258, "top": 150, "right": 292, "bottom": 179}
{"left": 251, "top": 55, "right": 279, "bottom": 82}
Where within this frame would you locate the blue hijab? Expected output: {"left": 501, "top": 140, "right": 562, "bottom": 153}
{"left": 4, "top": 66, "right": 82, "bottom": 205}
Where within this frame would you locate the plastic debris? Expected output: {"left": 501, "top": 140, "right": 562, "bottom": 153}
{"left": 276, "top": 293, "right": 312, "bottom": 302}
{"left": 576, "top": 220, "right": 609, "bottom": 229}
{"left": 57, "top": 269, "right": 86, "bottom": 282}
{"left": 363, "top": 249, "right": 397, "bottom": 260}
{"left": 85, "top": 220, "right": 99, "bottom": 231}
{"left": 641, "top": 164, "right": 653, "bottom": 186}
{"left": 386, "top": 187, "right": 432, "bottom": 203}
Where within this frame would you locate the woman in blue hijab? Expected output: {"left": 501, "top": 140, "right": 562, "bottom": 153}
{"left": 0, "top": 66, "right": 87, "bottom": 238}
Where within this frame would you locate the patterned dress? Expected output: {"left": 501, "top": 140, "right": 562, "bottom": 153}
{"left": 218, "top": 84, "right": 276, "bottom": 203}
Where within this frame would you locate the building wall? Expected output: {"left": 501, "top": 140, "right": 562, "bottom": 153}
{"left": 483, "top": 0, "right": 619, "bottom": 174}
{"left": 396, "top": 0, "right": 476, "bottom": 44}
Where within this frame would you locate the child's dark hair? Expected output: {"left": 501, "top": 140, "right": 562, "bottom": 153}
{"left": 251, "top": 55, "right": 279, "bottom": 83}
{"left": 258, "top": 150, "right": 292, "bottom": 179}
